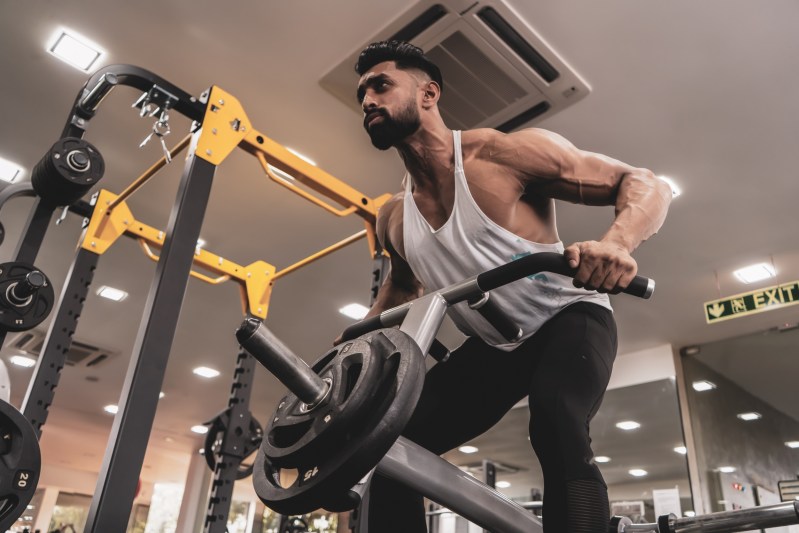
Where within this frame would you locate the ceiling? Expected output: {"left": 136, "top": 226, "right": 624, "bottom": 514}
{"left": 1, "top": 0, "right": 798, "bottom": 517}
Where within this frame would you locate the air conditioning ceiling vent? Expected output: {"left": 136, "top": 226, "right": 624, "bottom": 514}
{"left": 6, "top": 331, "right": 115, "bottom": 368}
{"left": 320, "top": 0, "right": 590, "bottom": 131}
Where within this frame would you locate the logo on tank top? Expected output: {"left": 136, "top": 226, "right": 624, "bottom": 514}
{"left": 511, "top": 251, "right": 567, "bottom": 303}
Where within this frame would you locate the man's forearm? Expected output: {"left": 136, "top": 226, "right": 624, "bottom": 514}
{"left": 602, "top": 169, "right": 672, "bottom": 252}
{"left": 365, "top": 278, "right": 423, "bottom": 319}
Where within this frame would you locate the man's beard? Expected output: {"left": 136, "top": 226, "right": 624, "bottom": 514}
{"left": 364, "top": 101, "right": 421, "bottom": 150}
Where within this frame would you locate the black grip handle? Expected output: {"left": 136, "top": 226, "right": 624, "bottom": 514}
{"left": 469, "top": 294, "right": 523, "bottom": 343}
{"left": 476, "top": 252, "right": 654, "bottom": 299}
{"left": 340, "top": 314, "right": 384, "bottom": 342}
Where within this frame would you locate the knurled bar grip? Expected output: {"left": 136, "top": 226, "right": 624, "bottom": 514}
{"left": 236, "top": 318, "right": 327, "bottom": 406}
{"left": 476, "top": 252, "right": 654, "bottom": 299}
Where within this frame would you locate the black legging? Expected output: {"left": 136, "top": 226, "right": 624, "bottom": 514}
{"left": 367, "top": 302, "right": 618, "bottom": 533}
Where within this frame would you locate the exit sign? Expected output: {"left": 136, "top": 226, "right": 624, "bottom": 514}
{"left": 704, "top": 281, "right": 799, "bottom": 323}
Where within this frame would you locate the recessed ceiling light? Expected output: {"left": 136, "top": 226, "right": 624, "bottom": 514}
{"left": 629, "top": 469, "right": 648, "bottom": 477}
{"left": 339, "top": 303, "right": 369, "bottom": 320}
{"left": 718, "top": 466, "right": 736, "bottom": 473}
{"left": 458, "top": 445, "right": 478, "bottom": 454}
{"left": 736, "top": 412, "right": 762, "bottom": 421}
{"left": 785, "top": 441, "right": 799, "bottom": 449}
{"left": 159, "top": 391, "right": 165, "bottom": 399}
{"left": 104, "top": 404, "right": 118, "bottom": 414}
{"left": 495, "top": 481, "right": 511, "bottom": 488}
{"left": 658, "top": 175, "right": 682, "bottom": 198}
{"left": 191, "top": 425, "right": 209, "bottom": 435}
{"left": 0, "top": 156, "right": 24, "bottom": 183}
{"left": 733, "top": 263, "right": 776, "bottom": 284}
{"left": 286, "top": 148, "right": 316, "bottom": 166}
{"left": 674, "top": 446, "right": 688, "bottom": 455}
{"left": 616, "top": 420, "right": 641, "bottom": 431}
{"left": 9, "top": 355, "right": 37, "bottom": 368}
{"left": 594, "top": 456, "right": 611, "bottom": 463}
{"left": 47, "top": 29, "right": 104, "bottom": 71}
{"left": 97, "top": 286, "right": 128, "bottom": 302}
{"left": 193, "top": 366, "right": 220, "bottom": 378}
{"left": 692, "top": 380, "right": 716, "bottom": 392}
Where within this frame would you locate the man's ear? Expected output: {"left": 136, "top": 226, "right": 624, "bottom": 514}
{"left": 421, "top": 81, "right": 441, "bottom": 108}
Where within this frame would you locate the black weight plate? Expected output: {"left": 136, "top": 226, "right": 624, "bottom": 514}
{"left": 262, "top": 336, "right": 388, "bottom": 468}
{"left": 252, "top": 328, "right": 425, "bottom": 515}
{"left": 0, "top": 400, "right": 41, "bottom": 531}
{"left": 0, "top": 262, "right": 55, "bottom": 332}
{"left": 204, "top": 413, "right": 263, "bottom": 480}
{"left": 31, "top": 137, "right": 104, "bottom": 205}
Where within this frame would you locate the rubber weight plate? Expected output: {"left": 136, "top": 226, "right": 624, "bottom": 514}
{"left": 204, "top": 413, "right": 263, "bottom": 480}
{"left": 252, "top": 328, "right": 425, "bottom": 515}
{"left": 0, "top": 262, "right": 55, "bottom": 332}
{"left": 262, "top": 335, "right": 389, "bottom": 469}
{"left": 0, "top": 400, "right": 41, "bottom": 531}
{"left": 31, "top": 137, "right": 104, "bottom": 205}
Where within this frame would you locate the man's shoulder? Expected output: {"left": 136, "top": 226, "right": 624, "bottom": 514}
{"left": 376, "top": 192, "right": 404, "bottom": 227}
{"left": 461, "top": 127, "right": 553, "bottom": 161}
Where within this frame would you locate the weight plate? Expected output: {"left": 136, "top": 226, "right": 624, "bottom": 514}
{"left": 31, "top": 137, "right": 104, "bottom": 205}
{"left": 262, "top": 336, "right": 388, "bottom": 468}
{"left": 0, "top": 262, "right": 55, "bottom": 332}
{"left": 0, "top": 399, "right": 41, "bottom": 531}
{"left": 252, "top": 328, "right": 425, "bottom": 515}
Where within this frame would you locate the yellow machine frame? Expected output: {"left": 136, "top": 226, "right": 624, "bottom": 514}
{"left": 80, "top": 86, "right": 391, "bottom": 319}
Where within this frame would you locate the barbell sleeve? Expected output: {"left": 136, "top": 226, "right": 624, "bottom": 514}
{"left": 237, "top": 318, "right": 328, "bottom": 407}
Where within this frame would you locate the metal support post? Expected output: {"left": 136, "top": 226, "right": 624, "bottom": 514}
{"left": 204, "top": 349, "right": 257, "bottom": 533}
{"left": 21, "top": 246, "right": 99, "bottom": 437}
{"left": 83, "top": 131, "right": 216, "bottom": 532}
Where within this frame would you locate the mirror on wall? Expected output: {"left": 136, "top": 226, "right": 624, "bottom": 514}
{"left": 680, "top": 324, "right": 799, "bottom": 516}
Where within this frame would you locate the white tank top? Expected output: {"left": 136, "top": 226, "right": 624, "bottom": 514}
{"left": 402, "top": 130, "right": 612, "bottom": 351}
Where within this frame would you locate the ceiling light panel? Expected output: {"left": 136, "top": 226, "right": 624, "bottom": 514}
{"left": 339, "top": 303, "right": 369, "bottom": 320}
{"left": 733, "top": 263, "right": 776, "bottom": 284}
{"left": 193, "top": 366, "right": 220, "bottom": 378}
{"left": 615, "top": 420, "right": 641, "bottom": 431}
{"left": 10, "top": 355, "right": 37, "bottom": 368}
{"left": 692, "top": 380, "right": 716, "bottom": 392}
{"left": 736, "top": 412, "right": 762, "bottom": 421}
{"left": 97, "top": 286, "right": 128, "bottom": 302}
{"left": 48, "top": 29, "right": 104, "bottom": 71}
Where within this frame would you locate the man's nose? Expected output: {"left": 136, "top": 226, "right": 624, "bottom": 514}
{"left": 362, "top": 93, "right": 377, "bottom": 112}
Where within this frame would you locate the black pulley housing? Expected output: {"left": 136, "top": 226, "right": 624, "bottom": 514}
{"left": 31, "top": 137, "right": 104, "bottom": 205}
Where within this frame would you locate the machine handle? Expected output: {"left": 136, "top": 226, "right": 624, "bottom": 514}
{"left": 476, "top": 252, "right": 654, "bottom": 299}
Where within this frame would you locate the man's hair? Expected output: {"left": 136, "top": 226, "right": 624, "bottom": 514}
{"left": 355, "top": 40, "right": 444, "bottom": 92}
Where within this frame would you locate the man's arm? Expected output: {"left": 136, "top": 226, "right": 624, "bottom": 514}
{"left": 498, "top": 128, "right": 672, "bottom": 293}
{"left": 365, "top": 195, "right": 423, "bottom": 319}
